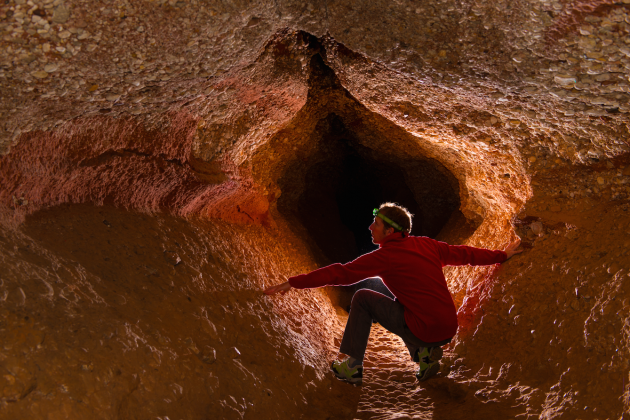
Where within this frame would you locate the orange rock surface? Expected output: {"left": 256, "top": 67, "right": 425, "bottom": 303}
{"left": 1, "top": 1, "right": 630, "bottom": 418}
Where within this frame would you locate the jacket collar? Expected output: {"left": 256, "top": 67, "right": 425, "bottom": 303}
{"left": 378, "top": 231, "right": 406, "bottom": 248}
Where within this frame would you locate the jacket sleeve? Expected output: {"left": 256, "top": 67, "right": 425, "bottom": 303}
{"left": 289, "top": 250, "right": 388, "bottom": 289}
{"left": 433, "top": 240, "right": 507, "bottom": 267}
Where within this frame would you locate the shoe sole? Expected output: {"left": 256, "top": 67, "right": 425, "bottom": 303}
{"left": 416, "top": 361, "right": 440, "bottom": 382}
{"left": 333, "top": 374, "right": 362, "bottom": 385}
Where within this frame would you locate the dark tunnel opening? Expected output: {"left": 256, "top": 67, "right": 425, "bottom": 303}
{"left": 278, "top": 113, "right": 462, "bottom": 266}
{"left": 274, "top": 52, "right": 466, "bottom": 308}
{"left": 299, "top": 118, "right": 424, "bottom": 261}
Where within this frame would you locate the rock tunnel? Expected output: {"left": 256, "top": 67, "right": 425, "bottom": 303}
{"left": 1, "top": 1, "right": 630, "bottom": 419}
{"left": 276, "top": 54, "right": 463, "bottom": 261}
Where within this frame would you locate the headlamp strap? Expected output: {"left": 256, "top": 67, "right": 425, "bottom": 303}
{"left": 373, "top": 208, "right": 405, "bottom": 232}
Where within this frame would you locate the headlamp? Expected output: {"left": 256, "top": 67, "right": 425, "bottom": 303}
{"left": 373, "top": 208, "right": 405, "bottom": 232}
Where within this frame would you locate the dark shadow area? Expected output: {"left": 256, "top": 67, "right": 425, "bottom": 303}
{"left": 276, "top": 53, "right": 462, "bottom": 270}
{"left": 272, "top": 52, "right": 466, "bottom": 310}
{"left": 292, "top": 114, "right": 425, "bottom": 263}
{"left": 279, "top": 112, "right": 460, "bottom": 265}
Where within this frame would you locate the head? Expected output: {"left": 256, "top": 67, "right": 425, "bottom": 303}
{"left": 369, "top": 202, "right": 413, "bottom": 244}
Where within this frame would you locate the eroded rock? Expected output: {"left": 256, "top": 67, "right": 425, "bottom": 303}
{"left": 0, "top": 0, "right": 629, "bottom": 418}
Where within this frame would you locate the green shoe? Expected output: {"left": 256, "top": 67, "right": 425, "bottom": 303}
{"left": 331, "top": 359, "right": 363, "bottom": 385}
{"left": 416, "top": 346, "right": 443, "bottom": 382}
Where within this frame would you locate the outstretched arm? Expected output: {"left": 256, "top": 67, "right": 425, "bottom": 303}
{"left": 264, "top": 249, "right": 387, "bottom": 295}
{"left": 263, "top": 281, "right": 292, "bottom": 295}
{"left": 504, "top": 238, "right": 523, "bottom": 259}
{"left": 437, "top": 236, "right": 523, "bottom": 266}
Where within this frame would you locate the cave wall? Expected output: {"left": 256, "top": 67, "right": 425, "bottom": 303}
{"left": 0, "top": 204, "right": 358, "bottom": 419}
{"left": 0, "top": 0, "right": 629, "bottom": 418}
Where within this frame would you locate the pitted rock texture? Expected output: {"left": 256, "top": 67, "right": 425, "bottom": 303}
{"left": 0, "top": 204, "right": 359, "bottom": 419}
{"left": 0, "top": 0, "right": 630, "bottom": 419}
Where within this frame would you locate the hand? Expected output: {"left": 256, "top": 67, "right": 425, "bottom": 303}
{"left": 263, "top": 281, "right": 292, "bottom": 295}
{"left": 504, "top": 238, "right": 523, "bottom": 259}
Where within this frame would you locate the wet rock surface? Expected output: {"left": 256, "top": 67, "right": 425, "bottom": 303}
{"left": 0, "top": 0, "right": 630, "bottom": 418}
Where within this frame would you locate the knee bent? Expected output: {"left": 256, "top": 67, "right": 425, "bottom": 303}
{"left": 351, "top": 289, "right": 382, "bottom": 306}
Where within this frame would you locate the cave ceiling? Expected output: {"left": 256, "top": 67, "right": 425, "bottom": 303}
{"left": 2, "top": 0, "right": 630, "bottom": 225}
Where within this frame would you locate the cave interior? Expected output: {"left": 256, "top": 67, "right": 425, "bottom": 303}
{"left": 1, "top": 1, "right": 629, "bottom": 418}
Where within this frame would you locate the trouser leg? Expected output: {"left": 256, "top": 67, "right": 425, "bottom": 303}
{"left": 362, "top": 294, "right": 428, "bottom": 361}
{"left": 352, "top": 277, "right": 396, "bottom": 300}
{"left": 339, "top": 289, "right": 414, "bottom": 362}
{"left": 339, "top": 289, "right": 447, "bottom": 362}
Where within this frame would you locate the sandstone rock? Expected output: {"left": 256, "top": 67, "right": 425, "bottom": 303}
{"left": 595, "top": 73, "right": 611, "bottom": 82}
{"left": 570, "top": 299, "right": 580, "bottom": 311}
{"left": 530, "top": 222, "right": 543, "bottom": 236}
{"left": 607, "top": 263, "right": 620, "bottom": 274}
{"left": 554, "top": 75, "right": 576, "bottom": 86}
{"left": 19, "top": 54, "right": 36, "bottom": 64}
{"left": 163, "top": 251, "right": 181, "bottom": 266}
{"left": 202, "top": 319, "right": 220, "bottom": 340}
{"left": 198, "top": 347, "right": 217, "bottom": 364}
{"left": 230, "top": 347, "right": 241, "bottom": 359}
{"left": 31, "top": 70, "right": 48, "bottom": 79}
{"left": 185, "top": 337, "right": 200, "bottom": 354}
{"left": 0, "top": 2, "right": 629, "bottom": 419}
{"left": 51, "top": 5, "right": 70, "bottom": 24}
{"left": 44, "top": 63, "right": 58, "bottom": 73}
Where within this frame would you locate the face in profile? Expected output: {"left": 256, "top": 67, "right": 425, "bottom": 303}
{"left": 369, "top": 216, "right": 391, "bottom": 244}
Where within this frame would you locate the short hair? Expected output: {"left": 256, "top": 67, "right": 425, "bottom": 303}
{"left": 378, "top": 202, "right": 413, "bottom": 233}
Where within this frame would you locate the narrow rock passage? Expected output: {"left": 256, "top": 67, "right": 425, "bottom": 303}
{"left": 0, "top": 204, "right": 355, "bottom": 419}
{"left": 351, "top": 322, "right": 431, "bottom": 420}
{"left": 336, "top": 315, "right": 524, "bottom": 420}
{"left": 3, "top": 1, "right": 630, "bottom": 415}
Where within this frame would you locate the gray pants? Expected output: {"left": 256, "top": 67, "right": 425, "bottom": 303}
{"left": 339, "top": 289, "right": 452, "bottom": 363}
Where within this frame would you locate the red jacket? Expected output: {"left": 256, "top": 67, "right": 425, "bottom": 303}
{"left": 289, "top": 232, "right": 507, "bottom": 342}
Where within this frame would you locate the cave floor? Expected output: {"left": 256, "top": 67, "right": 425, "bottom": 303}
{"left": 333, "top": 315, "right": 525, "bottom": 420}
